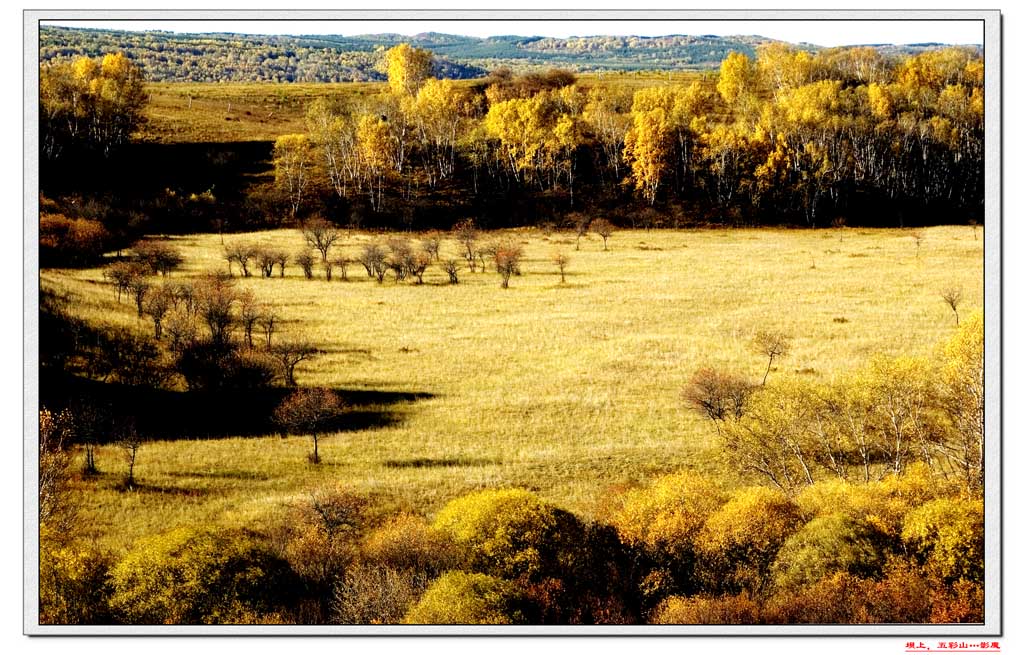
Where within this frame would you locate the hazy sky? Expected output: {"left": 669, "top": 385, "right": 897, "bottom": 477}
{"left": 42, "top": 19, "right": 984, "bottom": 48}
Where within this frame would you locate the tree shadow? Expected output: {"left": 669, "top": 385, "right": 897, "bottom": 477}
{"left": 40, "top": 371, "right": 434, "bottom": 442}
{"left": 382, "top": 457, "right": 500, "bottom": 469}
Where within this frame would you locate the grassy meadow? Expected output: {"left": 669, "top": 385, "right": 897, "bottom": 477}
{"left": 41, "top": 225, "right": 983, "bottom": 554}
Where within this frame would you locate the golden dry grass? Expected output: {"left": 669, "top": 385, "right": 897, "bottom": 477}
{"left": 41, "top": 225, "right": 983, "bottom": 553}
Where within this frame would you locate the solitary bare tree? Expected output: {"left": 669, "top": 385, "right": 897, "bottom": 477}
{"left": 453, "top": 219, "right": 479, "bottom": 272}
{"left": 443, "top": 259, "right": 460, "bottom": 284}
{"left": 941, "top": 286, "right": 964, "bottom": 325}
{"left": 573, "top": 215, "right": 588, "bottom": 251}
{"left": 683, "top": 367, "right": 756, "bottom": 435}
{"left": 273, "top": 388, "right": 346, "bottom": 464}
{"left": 494, "top": 242, "right": 524, "bottom": 289}
{"left": 752, "top": 330, "right": 790, "bottom": 386}
{"left": 552, "top": 252, "right": 570, "bottom": 283}
{"left": 116, "top": 421, "right": 143, "bottom": 489}
{"left": 302, "top": 217, "right": 341, "bottom": 265}
{"left": 590, "top": 218, "right": 614, "bottom": 251}
{"left": 270, "top": 341, "right": 321, "bottom": 386}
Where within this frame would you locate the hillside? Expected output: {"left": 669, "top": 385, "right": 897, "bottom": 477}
{"left": 39, "top": 26, "right": 973, "bottom": 81}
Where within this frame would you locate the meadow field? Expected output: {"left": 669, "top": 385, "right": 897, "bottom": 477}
{"left": 41, "top": 224, "right": 983, "bottom": 555}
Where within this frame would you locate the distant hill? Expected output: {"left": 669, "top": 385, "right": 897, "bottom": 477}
{"left": 38, "top": 26, "right": 975, "bottom": 83}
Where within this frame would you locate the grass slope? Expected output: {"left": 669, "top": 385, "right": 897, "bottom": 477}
{"left": 41, "top": 226, "right": 983, "bottom": 553}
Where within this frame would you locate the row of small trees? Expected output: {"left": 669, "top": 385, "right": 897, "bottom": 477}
{"left": 220, "top": 217, "right": 609, "bottom": 288}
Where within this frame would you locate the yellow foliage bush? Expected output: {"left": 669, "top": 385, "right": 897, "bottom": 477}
{"left": 39, "top": 533, "right": 111, "bottom": 625}
{"left": 695, "top": 486, "right": 804, "bottom": 593}
{"left": 796, "top": 463, "right": 950, "bottom": 538}
{"left": 109, "top": 527, "right": 295, "bottom": 624}
{"left": 432, "top": 488, "right": 585, "bottom": 582}
{"left": 612, "top": 471, "right": 725, "bottom": 561}
{"left": 402, "top": 571, "right": 528, "bottom": 625}
{"left": 902, "top": 497, "right": 984, "bottom": 583}
{"left": 652, "top": 592, "right": 762, "bottom": 625}
{"left": 361, "top": 512, "right": 459, "bottom": 576}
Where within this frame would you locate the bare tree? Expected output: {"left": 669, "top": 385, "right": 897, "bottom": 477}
{"left": 941, "top": 286, "right": 964, "bottom": 325}
{"left": 126, "top": 272, "right": 151, "bottom": 318}
{"left": 387, "top": 237, "right": 413, "bottom": 281}
{"left": 274, "top": 250, "right": 289, "bottom": 277}
{"left": 323, "top": 259, "right": 335, "bottom": 281}
{"left": 443, "top": 259, "right": 460, "bottom": 285}
{"left": 453, "top": 219, "right": 479, "bottom": 272}
{"left": 334, "top": 257, "right": 350, "bottom": 281}
{"left": 295, "top": 250, "right": 316, "bottom": 280}
{"left": 39, "top": 408, "right": 77, "bottom": 535}
{"left": 104, "top": 261, "right": 139, "bottom": 303}
{"left": 143, "top": 286, "right": 174, "bottom": 340}
{"left": 133, "top": 240, "right": 184, "bottom": 276}
{"left": 552, "top": 252, "right": 570, "bottom": 283}
{"left": 494, "top": 241, "right": 524, "bottom": 289}
{"left": 683, "top": 367, "right": 756, "bottom": 435}
{"left": 910, "top": 232, "right": 923, "bottom": 258}
{"left": 258, "top": 311, "right": 279, "bottom": 348}
{"left": 116, "top": 421, "right": 143, "bottom": 489}
{"left": 752, "top": 330, "right": 791, "bottom": 386}
{"left": 421, "top": 232, "right": 442, "bottom": 261}
{"left": 302, "top": 217, "right": 341, "bottom": 265}
{"left": 255, "top": 247, "right": 277, "bottom": 278}
{"left": 225, "top": 242, "right": 257, "bottom": 277}
{"left": 238, "top": 290, "right": 262, "bottom": 349}
{"left": 270, "top": 341, "right": 321, "bottom": 386}
{"left": 573, "top": 214, "right": 589, "bottom": 251}
{"left": 590, "top": 218, "right": 614, "bottom": 251}
{"left": 273, "top": 388, "right": 346, "bottom": 464}
{"left": 194, "top": 272, "right": 238, "bottom": 345}
{"left": 358, "top": 242, "right": 388, "bottom": 282}
{"left": 477, "top": 241, "right": 499, "bottom": 274}
{"left": 831, "top": 217, "right": 847, "bottom": 247}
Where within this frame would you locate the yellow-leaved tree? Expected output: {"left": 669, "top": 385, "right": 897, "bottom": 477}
{"left": 273, "top": 133, "right": 314, "bottom": 218}
{"left": 623, "top": 105, "right": 672, "bottom": 205}
{"left": 385, "top": 43, "right": 434, "bottom": 98}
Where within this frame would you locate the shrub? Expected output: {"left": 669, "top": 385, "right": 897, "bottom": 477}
{"left": 432, "top": 488, "right": 586, "bottom": 582}
{"left": 39, "top": 212, "right": 110, "bottom": 266}
{"left": 652, "top": 592, "right": 762, "bottom": 625}
{"left": 39, "top": 538, "right": 112, "bottom": 625}
{"left": 795, "top": 464, "right": 949, "bottom": 539}
{"left": 902, "top": 497, "right": 984, "bottom": 583}
{"left": 613, "top": 471, "right": 724, "bottom": 566}
{"left": 109, "top": 528, "right": 295, "bottom": 624}
{"left": 333, "top": 565, "right": 428, "bottom": 625}
{"left": 361, "top": 513, "right": 459, "bottom": 576}
{"left": 770, "top": 514, "right": 887, "bottom": 592}
{"left": 695, "top": 486, "right": 805, "bottom": 594}
{"left": 276, "top": 485, "right": 369, "bottom": 621}
{"left": 402, "top": 571, "right": 528, "bottom": 625}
